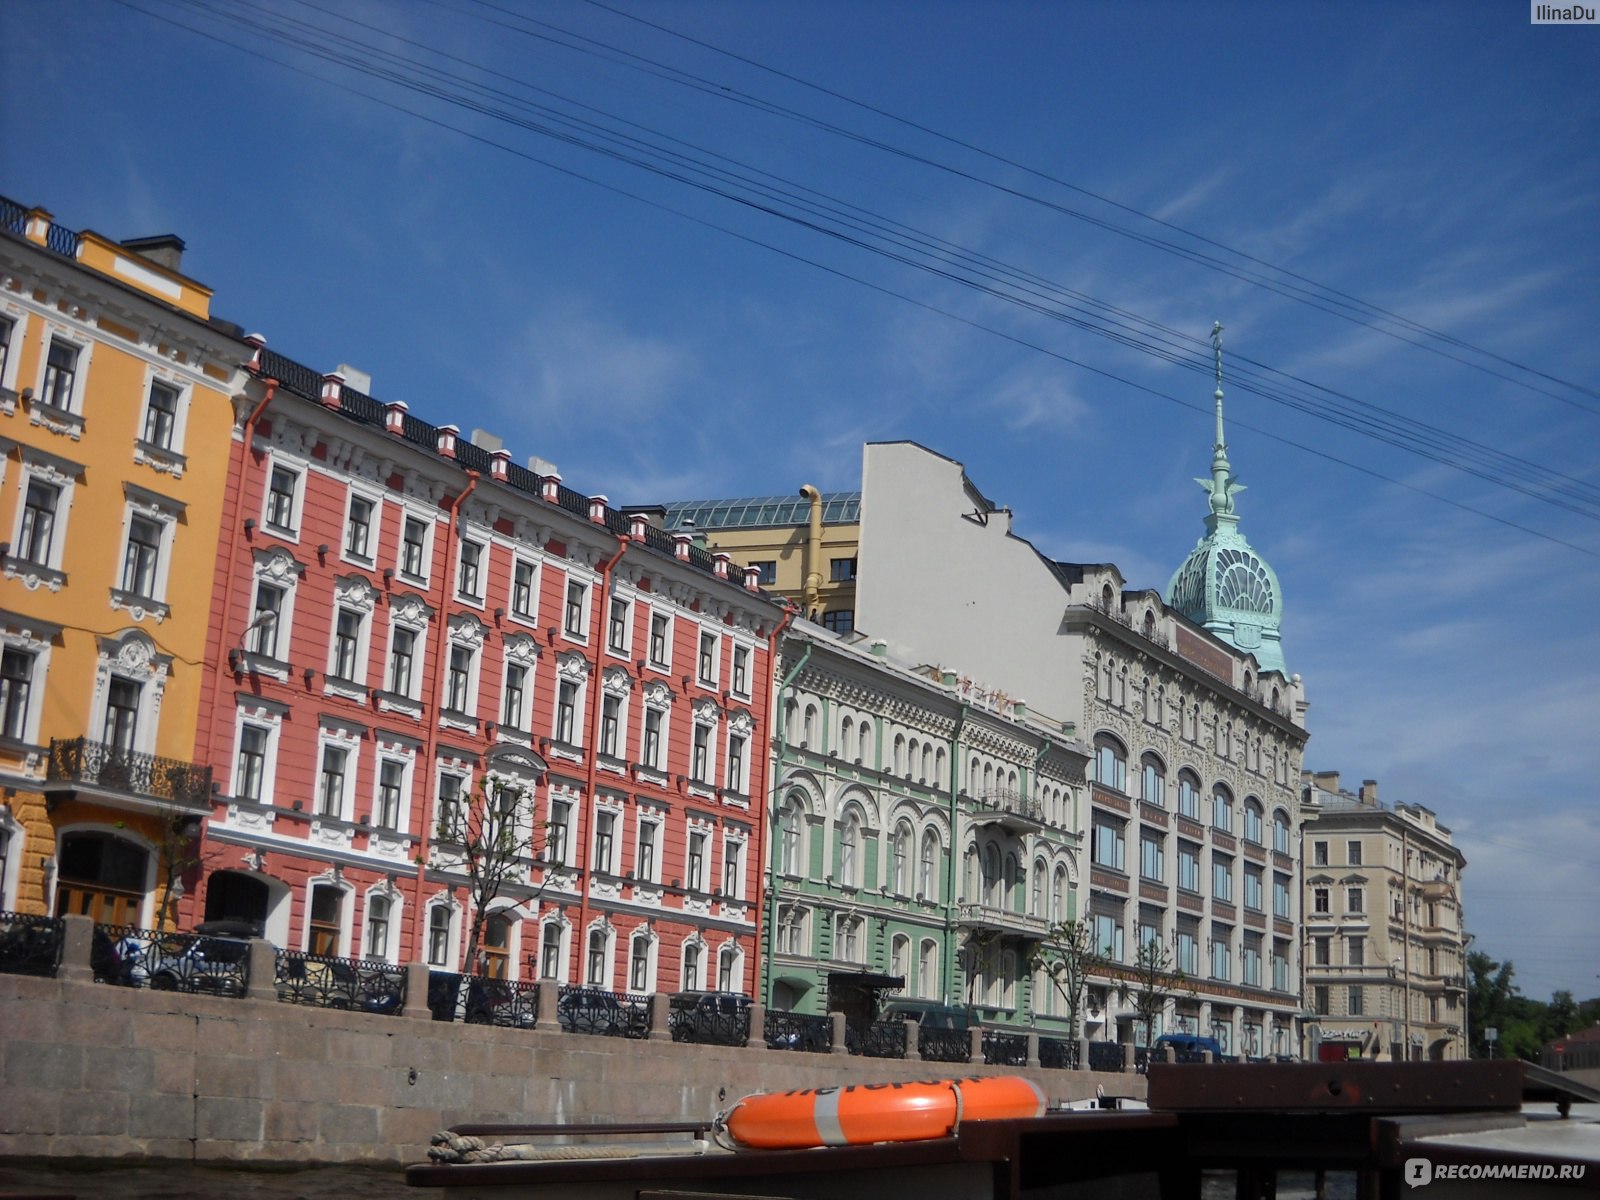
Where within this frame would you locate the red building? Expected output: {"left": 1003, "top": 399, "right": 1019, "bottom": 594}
{"left": 187, "top": 338, "right": 787, "bottom": 995}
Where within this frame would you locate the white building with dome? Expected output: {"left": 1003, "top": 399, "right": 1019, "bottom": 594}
{"left": 853, "top": 335, "right": 1309, "bottom": 1054}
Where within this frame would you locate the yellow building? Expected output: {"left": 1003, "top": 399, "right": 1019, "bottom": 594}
{"left": 0, "top": 198, "right": 242, "bottom": 925}
{"left": 652, "top": 489, "right": 861, "bottom": 631}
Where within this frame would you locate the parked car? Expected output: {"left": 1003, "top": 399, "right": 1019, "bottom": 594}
{"left": 146, "top": 929, "right": 253, "bottom": 996}
{"left": 668, "top": 991, "right": 751, "bottom": 1045}
{"left": 1151, "top": 1033, "right": 1224, "bottom": 1060}
{"left": 557, "top": 987, "right": 647, "bottom": 1037}
{"left": 880, "top": 1000, "right": 971, "bottom": 1030}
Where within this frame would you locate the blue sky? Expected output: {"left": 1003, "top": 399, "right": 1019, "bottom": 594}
{"left": 4, "top": 1, "right": 1596, "bottom": 1001}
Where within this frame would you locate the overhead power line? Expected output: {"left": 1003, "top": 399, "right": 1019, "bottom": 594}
{"left": 118, "top": 0, "right": 1600, "bottom": 557}
{"left": 571, "top": 0, "right": 1600, "bottom": 413}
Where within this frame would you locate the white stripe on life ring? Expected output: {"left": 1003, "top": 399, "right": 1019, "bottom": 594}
{"left": 813, "top": 1088, "right": 847, "bottom": 1147}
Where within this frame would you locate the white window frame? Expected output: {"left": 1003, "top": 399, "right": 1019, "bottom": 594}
{"left": 720, "top": 834, "right": 746, "bottom": 899}
{"left": 112, "top": 483, "right": 184, "bottom": 621}
{"left": 325, "top": 576, "right": 378, "bottom": 692}
{"left": 508, "top": 556, "right": 539, "bottom": 624}
{"left": 0, "top": 307, "right": 26, "bottom": 403}
{"left": 241, "top": 548, "right": 303, "bottom": 675}
{"left": 592, "top": 806, "right": 621, "bottom": 876}
{"left": 340, "top": 487, "right": 382, "bottom": 567}
{"left": 686, "top": 827, "right": 709, "bottom": 893}
{"left": 134, "top": 367, "right": 191, "bottom": 474}
{"left": 553, "top": 660, "right": 585, "bottom": 748}
{"left": 647, "top": 609, "right": 672, "bottom": 671}
{"left": 424, "top": 900, "right": 459, "bottom": 969}
{"left": 729, "top": 643, "right": 751, "bottom": 699}
{"left": 261, "top": 457, "right": 306, "bottom": 540}
{"left": 90, "top": 630, "right": 169, "bottom": 757}
{"left": 455, "top": 530, "right": 488, "bottom": 605}
{"left": 34, "top": 332, "right": 92, "bottom": 416}
{"left": 441, "top": 616, "right": 486, "bottom": 718}
{"left": 381, "top": 594, "right": 434, "bottom": 708}
{"left": 304, "top": 877, "right": 351, "bottom": 957}
{"left": 562, "top": 575, "right": 590, "bottom": 642}
{"left": 680, "top": 937, "right": 706, "bottom": 990}
{"left": 371, "top": 749, "right": 414, "bottom": 832}
{"left": 538, "top": 917, "right": 571, "bottom": 982}
{"left": 0, "top": 612, "right": 58, "bottom": 748}
{"left": 231, "top": 719, "right": 276, "bottom": 805}
{"left": 547, "top": 796, "right": 575, "bottom": 867}
{"left": 397, "top": 511, "right": 433, "bottom": 586}
{"left": 628, "top": 930, "right": 657, "bottom": 993}
{"left": 696, "top": 627, "right": 719, "bottom": 688}
{"left": 362, "top": 885, "right": 403, "bottom": 964}
{"left": 690, "top": 699, "right": 719, "bottom": 789}
{"left": 634, "top": 813, "right": 661, "bottom": 883}
{"left": 7, "top": 447, "right": 83, "bottom": 589}
{"left": 314, "top": 723, "right": 362, "bottom": 821}
{"left": 606, "top": 592, "right": 632, "bottom": 657}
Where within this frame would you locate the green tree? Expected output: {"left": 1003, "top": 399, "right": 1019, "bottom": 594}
{"left": 1030, "top": 918, "right": 1107, "bottom": 1039}
{"left": 432, "top": 774, "right": 546, "bottom": 976}
{"left": 1112, "top": 937, "right": 1193, "bottom": 1048}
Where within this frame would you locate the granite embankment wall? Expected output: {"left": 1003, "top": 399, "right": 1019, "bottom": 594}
{"left": 0, "top": 921, "right": 1140, "bottom": 1166}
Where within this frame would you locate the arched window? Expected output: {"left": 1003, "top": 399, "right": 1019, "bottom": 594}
{"left": 717, "top": 943, "right": 740, "bottom": 991}
{"left": 1273, "top": 809, "right": 1291, "bottom": 854}
{"left": 780, "top": 794, "right": 806, "bottom": 876}
{"left": 1094, "top": 735, "right": 1127, "bottom": 792}
{"left": 1031, "top": 858, "right": 1046, "bottom": 916}
{"left": 919, "top": 828, "right": 940, "bottom": 899}
{"left": 802, "top": 704, "right": 817, "bottom": 749}
{"left": 1243, "top": 798, "right": 1264, "bottom": 845}
{"left": 1003, "top": 853, "right": 1020, "bottom": 910}
{"left": 1140, "top": 753, "right": 1165, "bottom": 807}
{"left": 859, "top": 722, "right": 872, "bottom": 765}
{"left": 1051, "top": 865, "right": 1069, "bottom": 922}
{"left": 1212, "top": 785, "right": 1234, "bottom": 834}
{"left": 918, "top": 939, "right": 938, "bottom": 998}
{"left": 907, "top": 738, "right": 919, "bottom": 778}
{"left": 840, "top": 715, "right": 853, "bottom": 754}
{"left": 891, "top": 820, "right": 913, "bottom": 894}
{"left": 890, "top": 933, "right": 910, "bottom": 982}
{"left": 1177, "top": 771, "right": 1201, "bottom": 819}
{"left": 584, "top": 926, "right": 608, "bottom": 986}
{"left": 921, "top": 744, "right": 933, "bottom": 782}
{"left": 982, "top": 843, "right": 1001, "bottom": 905}
{"left": 935, "top": 747, "right": 946, "bottom": 788}
{"left": 629, "top": 932, "right": 654, "bottom": 992}
{"left": 55, "top": 830, "right": 150, "bottom": 925}
{"left": 482, "top": 912, "right": 513, "bottom": 979}
{"left": 540, "top": 921, "right": 564, "bottom": 980}
{"left": 838, "top": 809, "right": 861, "bottom": 887}
{"left": 893, "top": 734, "right": 906, "bottom": 775}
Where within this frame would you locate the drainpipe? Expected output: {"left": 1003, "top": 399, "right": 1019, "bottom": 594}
{"left": 201, "top": 369, "right": 278, "bottom": 777}
{"left": 945, "top": 703, "right": 968, "bottom": 1007}
{"left": 798, "top": 485, "right": 822, "bottom": 619}
{"left": 760, "top": 617, "right": 807, "bottom": 1006}
{"left": 408, "top": 469, "right": 479, "bottom": 965}
{"left": 191, "top": 365, "right": 278, "bottom": 931}
{"left": 573, "top": 536, "right": 629, "bottom": 960}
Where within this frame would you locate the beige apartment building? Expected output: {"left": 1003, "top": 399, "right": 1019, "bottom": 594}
{"left": 1300, "top": 772, "right": 1468, "bottom": 1062}
{"left": 652, "top": 491, "right": 861, "bottom": 633}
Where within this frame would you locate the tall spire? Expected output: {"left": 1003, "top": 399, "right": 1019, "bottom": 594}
{"left": 1167, "top": 321, "right": 1287, "bottom": 676}
{"left": 1201, "top": 320, "right": 1243, "bottom": 527}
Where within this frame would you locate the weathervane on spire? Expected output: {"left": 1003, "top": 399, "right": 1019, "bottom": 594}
{"left": 1198, "top": 320, "right": 1243, "bottom": 519}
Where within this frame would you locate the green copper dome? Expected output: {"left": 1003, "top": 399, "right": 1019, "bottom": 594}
{"left": 1166, "top": 324, "right": 1287, "bottom": 676}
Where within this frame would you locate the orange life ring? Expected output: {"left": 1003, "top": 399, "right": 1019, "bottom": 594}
{"left": 718, "top": 1075, "right": 1046, "bottom": 1149}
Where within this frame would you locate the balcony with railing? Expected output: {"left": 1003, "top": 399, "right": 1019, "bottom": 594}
{"left": 966, "top": 787, "right": 1045, "bottom": 833}
{"left": 957, "top": 901, "right": 1049, "bottom": 939}
{"left": 45, "top": 738, "right": 212, "bottom": 817}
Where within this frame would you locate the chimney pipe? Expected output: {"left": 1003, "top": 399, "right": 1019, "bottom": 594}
{"left": 799, "top": 484, "right": 823, "bottom": 618}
